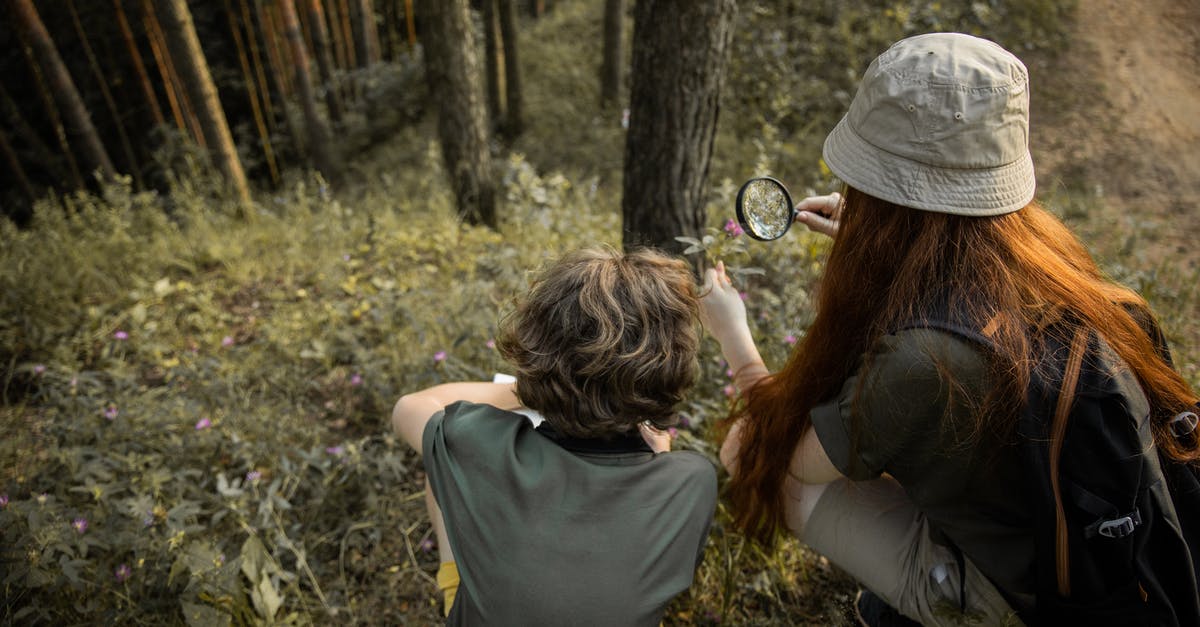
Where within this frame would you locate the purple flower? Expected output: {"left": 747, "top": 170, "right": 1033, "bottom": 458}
{"left": 485, "top": 339, "right": 496, "bottom": 350}
{"left": 0, "top": 494, "right": 8, "bottom": 508}
{"left": 419, "top": 538, "right": 435, "bottom": 553}
{"left": 668, "top": 427, "right": 678, "bottom": 438}
{"left": 113, "top": 330, "right": 129, "bottom": 341}
{"left": 104, "top": 405, "right": 119, "bottom": 420}
{"left": 114, "top": 563, "right": 132, "bottom": 583}
{"left": 723, "top": 384, "right": 736, "bottom": 397}
{"left": 784, "top": 334, "right": 798, "bottom": 345}
{"left": 342, "top": 254, "right": 351, "bottom": 262}
{"left": 221, "top": 336, "right": 235, "bottom": 347}
{"left": 33, "top": 364, "right": 46, "bottom": 375}
{"left": 72, "top": 518, "right": 88, "bottom": 534}
{"left": 723, "top": 218, "right": 744, "bottom": 237}
{"left": 725, "top": 368, "right": 734, "bottom": 378}
{"left": 246, "top": 470, "right": 262, "bottom": 483}
{"left": 679, "top": 416, "right": 691, "bottom": 429}
{"left": 738, "top": 291, "right": 748, "bottom": 301}
{"left": 433, "top": 351, "right": 447, "bottom": 363}
{"left": 325, "top": 445, "right": 345, "bottom": 456}
{"left": 142, "top": 512, "right": 155, "bottom": 527}
{"left": 195, "top": 417, "right": 212, "bottom": 430}
{"left": 349, "top": 373, "right": 363, "bottom": 387}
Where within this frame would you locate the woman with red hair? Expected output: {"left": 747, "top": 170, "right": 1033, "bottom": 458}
{"left": 701, "top": 33, "right": 1199, "bottom": 625}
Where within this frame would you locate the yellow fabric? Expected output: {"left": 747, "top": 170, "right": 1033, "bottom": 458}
{"left": 436, "top": 561, "right": 460, "bottom": 618}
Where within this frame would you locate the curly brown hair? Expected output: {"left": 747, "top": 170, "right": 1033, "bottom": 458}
{"left": 496, "top": 246, "right": 700, "bottom": 439}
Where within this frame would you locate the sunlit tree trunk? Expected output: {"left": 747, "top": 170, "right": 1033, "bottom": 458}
{"left": 12, "top": 0, "right": 115, "bottom": 183}
{"left": 158, "top": 0, "right": 253, "bottom": 208}
{"left": 497, "top": 0, "right": 523, "bottom": 137}
{"left": 418, "top": 0, "right": 496, "bottom": 227}
{"left": 356, "top": 0, "right": 381, "bottom": 66}
{"left": 600, "top": 0, "right": 623, "bottom": 108}
{"left": 113, "top": 0, "right": 165, "bottom": 129}
{"left": 621, "top": 0, "right": 736, "bottom": 261}
{"left": 259, "top": 1, "right": 305, "bottom": 156}
{"left": 226, "top": 0, "right": 279, "bottom": 185}
{"left": 279, "top": 0, "right": 338, "bottom": 180}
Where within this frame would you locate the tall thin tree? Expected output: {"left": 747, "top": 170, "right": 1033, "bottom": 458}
{"left": 279, "top": 0, "right": 338, "bottom": 180}
{"left": 113, "top": 0, "right": 166, "bottom": 129}
{"left": 621, "top": 0, "right": 736, "bottom": 260}
{"left": 497, "top": 0, "right": 523, "bottom": 137}
{"left": 356, "top": 0, "right": 381, "bottom": 66}
{"left": 599, "top": 0, "right": 623, "bottom": 108}
{"left": 158, "top": 0, "right": 253, "bottom": 208}
{"left": 417, "top": 0, "right": 496, "bottom": 227}
{"left": 11, "top": 0, "right": 116, "bottom": 183}
{"left": 481, "top": 0, "right": 502, "bottom": 125}
{"left": 68, "top": 0, "right": 142, "bottom": 188}
{"left": 225, "top": 0, "right": 279, "bottom": 185}
{"left": 306, "top": 0, "right": 344, "bottom": 125}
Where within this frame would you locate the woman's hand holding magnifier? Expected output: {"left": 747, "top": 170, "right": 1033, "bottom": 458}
{"left": 794, "top": 192, "right": 842, "bottom": 238}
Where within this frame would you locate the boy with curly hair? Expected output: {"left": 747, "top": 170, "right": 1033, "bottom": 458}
{"left": 391, "top": 247, "right": 718, "bottom": 626}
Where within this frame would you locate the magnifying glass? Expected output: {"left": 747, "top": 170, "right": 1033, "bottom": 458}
{"left": 735, "top": 176, "right": 796, "bottom": 241}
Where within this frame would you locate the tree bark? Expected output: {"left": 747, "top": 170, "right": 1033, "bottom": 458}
{"left": 158, "top": 0, "right": 253, "bottom": 208}
{"left": 306, "top": 0, "right": 345, "bottom": 125}
{"left": 417, "top": 0, "right": 496, "bottom": 227}
{"left": 11, "top": 0, "right": 116, "bottom": 183}
{"left": 226, "top": 0, "right": 279, "bottom": 185}
{"left": 481, "top": 0, "right": 502, "bottom": 125}
{"left": 497, "top": 0, "right": 523, "bottom": 137}
{"left": 621, "top": 0, "right": 736, "bottom": 261}
{"left": 113, "top": 0, "right": 165, "bottom": 129}
{"left": 599, "top": 0, "right": 623, "bottom": 108}
{"left": 279, "top": 0, "right": 338, "bottom": 180}
{"left": 356, "top": 0, "right": 381, "bottom": 66}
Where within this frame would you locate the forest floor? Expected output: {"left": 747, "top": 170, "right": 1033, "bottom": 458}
{"left": 1030, "top": 0, "right": 1200, "bottom": 270}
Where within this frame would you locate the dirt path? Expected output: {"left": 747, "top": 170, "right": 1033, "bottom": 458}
{"left": 1030, "top": 0, "right": 1200, "bottom": 268}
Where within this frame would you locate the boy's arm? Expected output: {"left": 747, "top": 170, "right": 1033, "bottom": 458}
{"left": 391, "top": 382, "right": 521, "bottom": 452}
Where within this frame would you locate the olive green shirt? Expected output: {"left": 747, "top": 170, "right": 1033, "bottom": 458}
{"left": 810, "top": 328, "right": 1036, "bottom": 612}
{"left": 423, "top": 401, "right": 718, "bottom": 626}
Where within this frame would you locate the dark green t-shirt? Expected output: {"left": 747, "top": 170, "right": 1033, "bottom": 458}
{"left": 423, "top": 401, "right": 718, "bottom": 626}
{"left": 809, "top": 328, "right": 1036, "bottom": 612}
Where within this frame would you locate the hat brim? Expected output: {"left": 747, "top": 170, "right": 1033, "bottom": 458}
{"left": 822, "top": 115, "right": 1036, "bottom": 216}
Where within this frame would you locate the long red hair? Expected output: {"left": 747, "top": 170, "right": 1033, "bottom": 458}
{"left": 726, "top": 186, "right": 1200, "bottom": 543}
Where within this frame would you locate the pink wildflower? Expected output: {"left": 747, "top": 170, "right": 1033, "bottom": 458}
{"left": 349, "top": 373, "right": 363, "bottom": 387}
{"left": 739, "top": 291, "right": 748, "bottom": 301}
{"left": 246, "top": 470, "right": 262, "bottom": 483}
{"left": 33, "top": 364, "right": 46, "bottom": 375}
{"left": 433, "top": 351, "right": 447, "bottom": 363}
{"left": 113, "top": 330, "right": 129, "bottom": 341}
{"left": 195, "top": 417, "right": 212, "bottom": 430}
{"left": 326, "top": 445, "right": 345, "bottom": 456}
{"left": 723, "top": 218, "right": 744, "bottom": 237}
{"left": 72, "top": 518, "right": 88, "bottom": 534}
{"left": 104, "top": 406, "right": 118, "bottom": 420}
{"left": 668, "top": 427, "right": 678, "bottom": 438}
{"left": 723, "top": 384, "right": 736, "bottom": 397}
{"left": 485, "top": 339, "right": 496, "bottom": 350}
{"left": 725, "top": 368, "right": 734, "bottom": 378}
{"left": 115, "top": 564, "right": 132, "bottom": 583}
{"left": 0, "top": 494, "right": 8, "bottom": 508}
{"left": 419, "top": 538, "right": 435, "bottom": 553}
{"left": 784, "top": 334, "right": 798, "bottom": 345}
{"left": 221, "top": 336, "right": 235, "bottom": 347}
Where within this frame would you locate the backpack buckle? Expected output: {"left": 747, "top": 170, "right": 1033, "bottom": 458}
{"left": 1096, "top": 510, "right": 1141, "bottom": 539}
{"left": 1170, "top": 411, "right": 1198, "bottom": 439}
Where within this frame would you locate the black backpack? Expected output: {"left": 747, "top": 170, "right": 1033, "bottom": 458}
{"left": 919, "top": 316, "right": 1200, "bottom": 626}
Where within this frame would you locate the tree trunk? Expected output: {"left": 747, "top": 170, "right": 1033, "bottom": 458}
{"left": 356, "top": 0, "right": 381, "bottom": 66}
{"left": 417, "top": 0, "right": 496, "bottom": 227}
{"left": 481, "top": 0, "right": 502, "bottom": 125}
{"left": 259, "top": 1, "right": 305, "bottom": 156}
{"left": 226, "top": 0, "right": 279, "bottom": 185}
{"left": 599, "top": 0, "right": 623, "bottom": 108}
{"left": 158, "top": 0, "right": 253, "bottom": 208}
{"left": 306, "top": 0, "right": 344, "bottom": 125}
{"left": 0, "top": 126, "right": 37, "bottom": 210}
{"left": 497, "top": 0, "right": 523, "bottom": 137}
{"left": 113, "top": 0, "right": 165, "bottom": 129}
{"left": 0, "top": 83, "right": 66, "bottom": 183}
{"left": 142, "top": 0, "right": 199, "bottom": 143}
{"left": 11, "top": 0, "right": 116, "bottom": 183}
{"left": 279, "top": 0, "right": 338, "bottom": 180}
{"left": 69, "top": 0, "right": 142, "bottom": 188}
{"left": 621, "top": 0, "right": 736, "bottom": 261}
{"left": 18, "top": 38, "right": 85, "bottom": 190}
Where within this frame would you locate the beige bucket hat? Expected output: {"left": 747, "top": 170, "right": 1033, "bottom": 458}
{"left": 822, "top": 32, "right": 1036, "bottom": 216}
